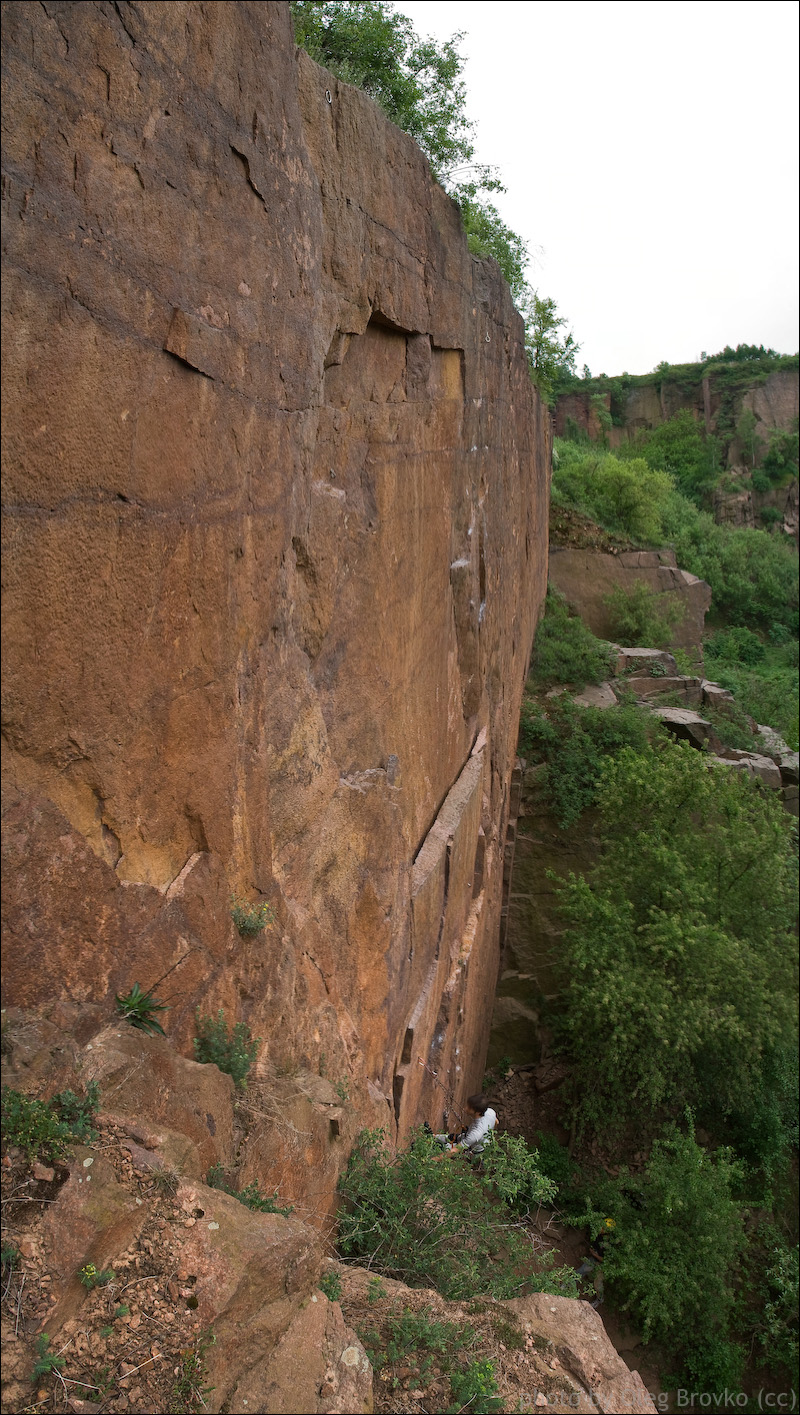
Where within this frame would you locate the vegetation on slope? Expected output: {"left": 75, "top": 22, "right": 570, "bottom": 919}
{"left": 516, "top": 591, "right": 799, "bottom": 1398}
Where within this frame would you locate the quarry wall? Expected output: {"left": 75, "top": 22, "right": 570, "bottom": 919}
{"left": 0, "top": 0, "right": 549, "bottom": 1197}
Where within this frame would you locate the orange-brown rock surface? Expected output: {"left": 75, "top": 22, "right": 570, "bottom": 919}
{"left": 1, "top": 0, "right": 548, "bottom": 1200}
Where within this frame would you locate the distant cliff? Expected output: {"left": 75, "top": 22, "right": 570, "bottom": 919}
{"left": 1, "top": 0, "right": 549, "bottom": 1204}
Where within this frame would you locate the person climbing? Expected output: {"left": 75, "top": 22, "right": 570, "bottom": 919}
{"left": 436, "top": 1094, "right": 497, "bottom": 1157}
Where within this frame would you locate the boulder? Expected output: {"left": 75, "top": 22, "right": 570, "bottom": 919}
{"left": 165, "top": 1179, "right": 372, "bottom": 1413}
{"left": 712, "top": 751, "right": 782, "bottom": 789}
{"left": 625, "top": 675, "right": 702, "bottom": 704}
{"left": 649, "top": 707, "right": 715, "bottom": 750}
{"left": 779, "top": 753, "right": 800, "bottom": 787}
{"left": 754, "top": 725, "right": 794, "bottom": 762}
{"left": 570, "top": 682, "right": 619, "bottom": 710}
{"left": 505, "top": 1294, "right": 656, "bottom": 1414}
{"left": 39, "top": 1146, "right": 154, "bottom": 1337}
{"left": 613, "top": 647, "right": 678, "bottom": 676}
{"left": 80, "top": 1025, "right": 236, "bottom": 1178}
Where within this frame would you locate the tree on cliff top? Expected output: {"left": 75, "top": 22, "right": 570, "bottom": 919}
{"left": 291, "top": 0, "right": 579, "bottom": 373}
{"left": 291, "top": 0, "right": 473, "bottom": 176}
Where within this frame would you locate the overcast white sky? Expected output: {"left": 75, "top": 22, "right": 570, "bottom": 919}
{"left": 402, "top": 0, "right": 800, "bottom": 376}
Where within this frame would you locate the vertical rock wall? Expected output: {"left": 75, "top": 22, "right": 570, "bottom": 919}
{"left": 1, "top": 1, "right": 548, "bottom": 1195}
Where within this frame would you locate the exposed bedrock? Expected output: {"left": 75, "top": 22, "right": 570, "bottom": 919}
{"left": 1, "top": 1, "right": 548, "bottom": 1199}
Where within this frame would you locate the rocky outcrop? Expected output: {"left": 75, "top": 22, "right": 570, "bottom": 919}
{"left": 1, "top": 0, "right": 548, "bottom": 1191}
{"left": 548, "top": 549, "right": 711, "bottom": 656}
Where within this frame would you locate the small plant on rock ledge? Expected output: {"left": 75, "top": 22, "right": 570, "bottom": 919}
{"left": 230, "top": 896, "right": 275, "bottom": 938}
{"left": 194, "top": 1009, "right": 259, "bottom": 1089}
{"left": 115, "top": 981, "right": 170, "bottom": 1036}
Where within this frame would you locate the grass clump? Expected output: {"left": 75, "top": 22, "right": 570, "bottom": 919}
{"left": 360, "top": 1307, "right": 469, "bottom": 1392}
{"left": 168, "top": 1329, "right": 215, "bottom": 1415}
{"left": 78, "top": 1263, "right": 115, "bottom": 1289}
{"left": 193, "top": 1010, "right": 259, "bottom": 1089}
{"left": 529, "top": 588, "right": 615, "bottom": 689}
{"left": 206, "top": 1163, "right": 292, "bottom": 1216}
{"left": 115, "top": 981, "right": 169, "bottom": 1035}
{"left": 1, "top": 1082, "right": 99, "bottom": 1162}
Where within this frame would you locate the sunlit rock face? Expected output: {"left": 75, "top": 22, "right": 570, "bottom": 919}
{"left": 1, "top": 0, "right": 548, "bottom": 1192}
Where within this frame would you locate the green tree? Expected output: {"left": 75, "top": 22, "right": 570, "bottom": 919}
{"left": 291, "top": 1, "right": 473, "bottom": 177}
{"left": 556, "top": 740, "right": 798, "bottom": 1141}
{"left": 291, "top": 2, "right": 579, "bottom": 385}
{"left": 519, "top": 290, "right": 580, "bottom": 402}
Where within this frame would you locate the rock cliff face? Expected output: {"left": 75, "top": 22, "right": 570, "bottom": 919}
{"left": 1, "top": 0, "right": 548, "bottom": 1193}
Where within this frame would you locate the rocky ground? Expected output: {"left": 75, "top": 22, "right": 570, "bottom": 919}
{"left": 1, "top": 1117, "right": 220, "bottom": 1414}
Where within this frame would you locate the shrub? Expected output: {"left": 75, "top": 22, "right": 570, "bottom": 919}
{"left": 662, "top": 491, "right": 798, "bottom": 637}
{"left": 229, "top": 897, "right": 275, "bottom": 938}
{"left": 205, "top": 1163, "right": 293, "bottom": 1216}
{"left": 115, "top": 982, "right": 169, "bottom": 1035}
{"left": 705, "top": 625, "right": 765, "bottom": 666}
{"left": 620, "top": 409, "right": 719, "bottom": 503}
{"left": 552, "top": 446, "right": 675, "bottom": 544}
{"left": 1, "top": 1082, "right": 99, "bottom": 1162}
{"left": 319, "top": 1269, "right": 343, "bottom": 1302}
{"left": 519, "top": 697, "right": 655, "bottom": 829}
{"left": 576, "top": 1118, "right": 744, "bottom": 1351}
{"left": 555, "top": 739, "right": 798, "bottom": 1143}
{"left": 447, "top": 1358, "right": 503, "bottom": 1414}
{"left": 528, "top": 588, "right": 615, "bottom": 690}
{"left": 743, "top": 1224, "right": 799, "bottom": 1386}
{"left": 337, "top": 1128, "right": 575, "bottom": 1302}
{"left": 603, "top": 581, "right": 684, "bottom": 648}
{"left": 193, "top": 1010, "right": 259, "bottom": 1089}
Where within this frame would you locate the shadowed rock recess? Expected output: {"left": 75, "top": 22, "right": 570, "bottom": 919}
{"left": 1, "top": 0, "right": 548, "bottom": 1199}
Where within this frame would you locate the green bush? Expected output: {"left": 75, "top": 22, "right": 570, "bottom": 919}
{"left": 705, "top": 625, "right": 765, "bottom": 666}
{"left": 447, "top": 1358, "right": 503, "bottom": 1414}
{"left": 555, "top": 739, "right": 798, "bottom": 1142}
{"left": 603, "top": 581, "right": 684, "bottom": 648}
{"left": 1, "top": 1082, "right": 99, "bottom": 1162}
{"left": 337, "top": 1128, "right": 574, "bottom": 1301}
{"left": 742, "top": 1224, "right": 799, "bottom": 1386}
{"left": 518, "top": 697, "right": 656, "bottom": 829}
{"left": 552, "top": 444, "right": 675, "bottom": 544}
{"left": 527, "top": 588, "right": 615, "bottom": 690}
{"left": 576, "top": 1118, "right": 744, "bottom": 1350}
{"left": 619, "top": 409, "right": 720, "bottom": 503}
{"left": 711, "top": 657, "right": 799, "bottom": 751}
{"left": 662, "top": 491, "right": 798, "bottom": 636}
{"left": 193, "top": 1010, "right": 259, "bottom": 1089}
